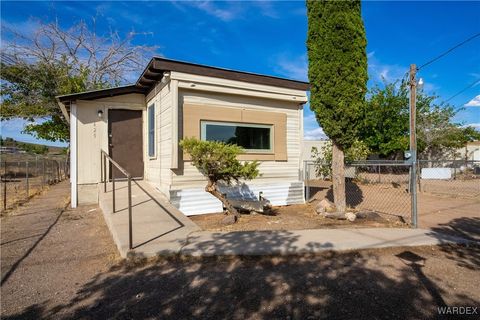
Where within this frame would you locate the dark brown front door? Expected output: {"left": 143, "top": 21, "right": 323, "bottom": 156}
{"left": 108, "top": 109, "right": 144, "bottom": 179}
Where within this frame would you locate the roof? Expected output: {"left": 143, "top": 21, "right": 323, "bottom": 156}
{"left": 57, "top": 85, "right": 145, "bottom": 103}
{"left": 57, "top": 57, "right": 309, "bottom": 102}
{"left": 136, "top": 57, "right": 309, "bottom": 91}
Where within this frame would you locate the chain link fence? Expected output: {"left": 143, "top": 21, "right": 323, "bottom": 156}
{"left": 304, "top": 160, "right": 412, "bottom": 223}
{"left": 304, "top": 159, "right": 480, "bottom": 225}
{"left": 1, "top": 155, "right": 69, "bottom": 212}
{"left": 418, "top": 160, "right": 480, "bottom": 198}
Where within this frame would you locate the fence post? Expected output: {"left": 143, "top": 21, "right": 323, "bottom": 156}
{"left": 35, "top": 156, "right": 38, "bottom": 179}
{"left": 378, "top": 165, "right": 381, "bottom": 184}
{"left": 26, "top": 161, "right": 29, "bottom": 199}
{"left": 3, "top": 161, "right": 7, "bottom": 211}
{"left": 417, "top": 162, "right": 422, "bottom": 192}
{"left": 42, "top": 159, "right": 46, "bottom": 187}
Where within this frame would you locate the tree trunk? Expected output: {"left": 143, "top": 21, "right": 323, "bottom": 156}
{"left": 205, "top": 179, "right": 240, "bottom": 222}
{"left": 332, "top": 142, "right": 346, "bottom": 213}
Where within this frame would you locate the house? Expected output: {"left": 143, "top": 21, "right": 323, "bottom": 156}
{"left": 57, "top": 57, "right": 309, "bottom": 215}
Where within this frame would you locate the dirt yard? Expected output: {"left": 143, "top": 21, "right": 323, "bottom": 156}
{"left": 2, "top": 181, "right": 479, "bottom": 319}
{"left": 1, "top": 182, "right": 119, "bottom": 318}
{"left": 307, "top": 179, "right": 480, "bottom": 224}
{"left": 191, "top": 178, "right": 479, "bottom": 232}
{"left": 190, "top": 203, "right": 407, "bottom": 232}
{"left": 3, "top": 244, "right": 479, "bottom": 320}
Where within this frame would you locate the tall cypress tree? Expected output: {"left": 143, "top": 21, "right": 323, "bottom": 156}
{"left": 306, "top": 0, "right": 368, "bottom": 216}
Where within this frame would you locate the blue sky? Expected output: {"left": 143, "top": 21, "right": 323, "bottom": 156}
{"left": 1, "top": 0, "right": 479, "bottom": 147}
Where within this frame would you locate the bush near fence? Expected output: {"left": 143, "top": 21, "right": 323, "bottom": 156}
{"left": 0, "top": 155, "right": 69, "bottom": 212}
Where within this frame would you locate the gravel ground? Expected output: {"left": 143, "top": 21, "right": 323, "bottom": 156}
{"left": 1, "top": 181, "right": 479, "bottom": 319}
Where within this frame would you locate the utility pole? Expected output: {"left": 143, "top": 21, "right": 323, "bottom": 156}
{"left": 409, "top": 64, "right": 418, "bottom": 228}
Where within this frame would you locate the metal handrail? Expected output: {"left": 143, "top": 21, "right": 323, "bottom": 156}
{"left": 100, "top": 149, "right": 133, "bottom": 250}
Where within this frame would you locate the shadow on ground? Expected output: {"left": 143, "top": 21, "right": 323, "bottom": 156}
{"left": 429, "top": 217, "right": 480, "bottom": 271}
{"left": 4, "top": 229, "right": 479, "bottom": 320}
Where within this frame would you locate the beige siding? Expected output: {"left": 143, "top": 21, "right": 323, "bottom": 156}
{"left": 76, "top": 101, "right": 102, "bottom": 184}
{"left": 76, "top": 93, "right": 145, "bottom": 186}
{"left": 145, "top": 81, "right": 173, "bottom": 196}
{"left": 172, "top": 89, "right": 303, "bottom": 190}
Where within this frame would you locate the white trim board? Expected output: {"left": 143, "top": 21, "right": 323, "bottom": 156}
{"left": 70, "top": 102, "right": 78, "bottom": 208}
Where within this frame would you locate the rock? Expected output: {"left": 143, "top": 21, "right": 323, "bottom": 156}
{"left": 323, "top": 212, "right": 346, "bottom": 220}
{"left": 315, "top": 199, "right": 335, "bottom": 214}
{"left": 345, "top": 212, "right": 357, "bottom": 222}
{"left": 221, "top": 215, "right": 237, "bottom": 225}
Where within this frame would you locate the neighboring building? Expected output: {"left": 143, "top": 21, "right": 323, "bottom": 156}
{"left": 301, "top": 140, "right": 329, "bottom": 162}
{"left": 0, "top": 146, "right": 20, "bottom": 154}
{"left": 58, "top": 57, "right": 309, "bottom": 215}
{"left": 456, "top": 141, "right": 480, "bottom": 161}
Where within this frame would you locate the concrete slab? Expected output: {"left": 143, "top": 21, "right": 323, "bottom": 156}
{"left": 179, "top": 228, "right": 470, "bottom": 257}
{"left": 99, "top": 180, "right": 200, "bottom": 258}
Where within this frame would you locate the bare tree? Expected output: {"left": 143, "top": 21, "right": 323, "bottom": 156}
{"left": 2, "top": 18, "right": 156, "bottom": 87}
{"left": 1, "top": 18, "right": 157, "bottom": 141}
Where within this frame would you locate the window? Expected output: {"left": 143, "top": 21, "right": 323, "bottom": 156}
{"left": 201, "top": 121, "right": 272, "bottom": 152}
{"left": 148, "top": 104, "right": 155, "bottom": 157}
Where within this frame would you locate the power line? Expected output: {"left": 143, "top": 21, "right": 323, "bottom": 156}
{"left": 417, "top": 32, "right": 480, "bottom": 70}
{"left": 445, "top": 79, "right": 480, "bottom": 103}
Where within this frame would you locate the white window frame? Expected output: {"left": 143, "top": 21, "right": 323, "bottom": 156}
{"left": 147, "top": 104, "right": 156, "bottom": 158}
{"left": 200, "top": 120, "right": 274, "bottom": 153}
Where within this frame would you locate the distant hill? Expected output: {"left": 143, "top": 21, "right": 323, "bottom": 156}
{"left": 0, "top": 137, "right": 67, "bottom": 155}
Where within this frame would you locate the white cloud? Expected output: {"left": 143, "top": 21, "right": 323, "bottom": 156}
{"left": 171, "top": 0, "right": 239, "bottom": 22}
{"left": 193, "top": 1, "right": 236, "bottom": 21}
{"left": 275, "top": 53, "right": 308, "bottom": 81}
{"left": 367, "top": 51, "right": 407, "bottom": 84}
{"left": 463, "top": 123, "right": 480, "bottom": 131}
{"left": 465, "top": 95, "right": 480, "bottom": 107}
{"left": 170, "top": 0, "right": 279, "bottom": 21}
{"left": 304, "top": 127, "right": 327, "bottom": 141}
{"left": 252, "top": 1, "right": 279, "bottom": 19}
{"left": 421, "top": 81, "right": 439, "bottom": 94}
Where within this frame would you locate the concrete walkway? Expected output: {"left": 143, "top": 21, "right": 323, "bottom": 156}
{"left": 99, "top": 180, "right": 470, "bottom": 258}
{"left": 179, "top": 228, "right": 469, "bottom": 257}
{"left": 99, "top": 180, "right": 200, "bottom": 258}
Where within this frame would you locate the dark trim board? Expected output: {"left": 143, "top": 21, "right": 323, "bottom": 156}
{"left": 142, "top": 57, "right": 310, "bottom": 91}
{"left": 57, "top": 57, "right": 309, "bottom": 103}
{"left": 57, "top": 85, "right": 146, "bottom": 103}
